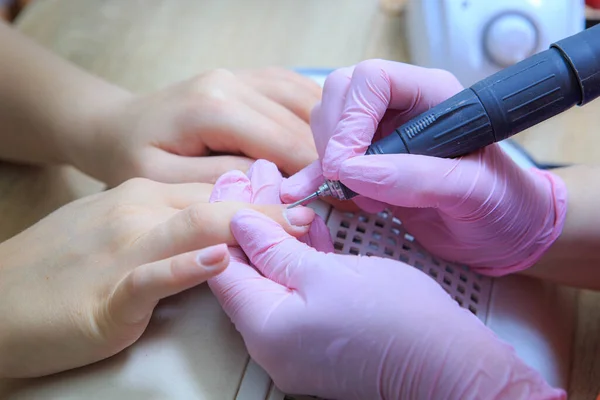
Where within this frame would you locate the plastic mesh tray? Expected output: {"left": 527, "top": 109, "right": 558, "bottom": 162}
{"left": 326, "top": 208, "right": 492, "bottom": 321}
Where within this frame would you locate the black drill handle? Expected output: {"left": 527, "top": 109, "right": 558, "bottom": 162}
{"left": 336, "top": 23, "right": 600, "bottom": 200}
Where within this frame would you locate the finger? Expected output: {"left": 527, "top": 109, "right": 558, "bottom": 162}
{"left": 322, "top": 60, "right": 463, "bottom": 180}
{"left": 231, "top": 209, "right": 316, "bottom": 287}
{"left": 267, "top": 67, "right": 323, "bottom": 99}
{"left": 158, "top": 183, "right": 213, "bottom": 209}
{"left": 299, "top": 215, "right": 335, "bottom": 253}
{"left": 338, "top": 153, "right": 472, "bottom": 209}
{"left": 116, "top": 177, "right": 215, "bottom": 209}
{"left": 280, "top": 160, "right": 323, "bottom": 202}
{"left": 150, "top": 151, "right": 254, "bottom": 184}
{"left": 209, "top": 170, "right": 251, "bottom": 267}
{"left": 111, "top": 244, "right": 229, "bottom": 324}
{"left": 134, "top": 202, "right": 316, "bottom": 264}
{"left": 210, "top": 169, "right": 253, "bottom": 203}
{"left": 240, "top": 68, "right": 322, "bottom": 123}
{"left": 201, "top": 102, "right": 318, "bottom": 176}
{"left": 311, "top": 66, "right": 354, "bottom": 159}
{"left": 239, "top": 85, "right": 315, "bottom": 146}
{"left": 246, "top": 159, "right": 283, "bottom": 204}
{"left": 261, "top": 80, "right": 320, "bottom": 123}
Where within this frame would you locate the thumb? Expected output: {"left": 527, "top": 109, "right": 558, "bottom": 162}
{"left": 338, "top": 153, "right": 472, "bottom": 209}
{"left": 231, "top": 209, "right": 317, "bottom": 287}
{"left": 110, "top": 244, "right": 229, "bottom": 325}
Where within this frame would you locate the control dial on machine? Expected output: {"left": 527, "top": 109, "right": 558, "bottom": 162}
{"left": 484, "top": 13, "right": 539, "bottom": 67}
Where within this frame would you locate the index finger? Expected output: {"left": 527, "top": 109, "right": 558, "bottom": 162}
{"left": 238, "top": 67, "right": 322, "bottom": 123}
{"left": 322, "top": 60, "right": 464, "bottom": 180}
{"left": 202, "top": 102, "right": 318, "bottom": 177}
{"left": 130, "top": 202, "right": 315, "bottom": 265}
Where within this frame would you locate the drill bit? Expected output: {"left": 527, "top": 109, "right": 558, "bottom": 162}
{"left": 286, "top": 191, "right": 320, "bottom": 209}
{"left": 287, "top": 182, "right": 332, "bottom": 208}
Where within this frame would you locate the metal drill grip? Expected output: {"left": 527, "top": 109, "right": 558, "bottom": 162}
{"left": 320, "top": 180, "right": 357, "bottom": 200}
{"left": 328, "top": 23, "right": 600, "bottom": 201}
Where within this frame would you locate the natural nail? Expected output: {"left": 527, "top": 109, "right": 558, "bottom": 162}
{"left": 284, "top": 207, "right": 315, "bottom": 227}
{"left": 196, "top": 244, "right": 227, "bottom": 269}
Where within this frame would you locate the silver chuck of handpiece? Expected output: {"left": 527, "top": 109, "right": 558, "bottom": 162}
{"left": 286, "top": 180, "right": 348, "bottom": 208}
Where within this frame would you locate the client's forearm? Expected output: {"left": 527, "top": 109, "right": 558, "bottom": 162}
{"left": 524, "top": 165, "right": 600, "bottom": 289}
{"left": 0, "top": 21, "right": 130, "bottom": 166}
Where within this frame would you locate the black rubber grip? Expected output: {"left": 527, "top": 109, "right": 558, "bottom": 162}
{"left": 337, "top": 24, "right": 600, "bottom": 200}
{"left": 471, "top": 48, "right": 580, "bottom": 142}
{"left": 367, "top": 89, "right": 494, "bottom": 158}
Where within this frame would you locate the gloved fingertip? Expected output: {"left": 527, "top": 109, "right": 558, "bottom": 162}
{"left": 213, "top": 169, "right": 250, "bottom": 185}
{"left": 281, "top": 178, "right": 316, "bottom": 202}
{"left": 246, "top": 159, "right": 283, "bottom": 204}
{"left": 231, "top": 208, "right": 287, "bottom": 239}
{"left": 309, "top": 101, "right": 322, "bottom": 122}
{"left": 247, "top": 159, "right": 280, "bottom": 181}
{"left": 308, "top": 215, "right": 335, "bottom": 253}
{"left": 210, "top": 170, "right": 252, "bottom": 203}
{"left": 280, "top": 160, "right": 324, "bottom": 202}
{"left": 231, "top": 207, "right": 265, "bottom": 221}
{"left": 231, "top": 209, "right": 307, "bottom": 268}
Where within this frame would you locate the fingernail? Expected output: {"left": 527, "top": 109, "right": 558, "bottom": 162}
{"left": 196, "top": 244, "right": 227, "bottom": 269}
{"left": 284, "top": 207, "right": 315, "bottom": 227}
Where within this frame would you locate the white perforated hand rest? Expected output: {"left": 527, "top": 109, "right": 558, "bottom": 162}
{"left": 326, "top": 208, "right": 492, "bottom": 322}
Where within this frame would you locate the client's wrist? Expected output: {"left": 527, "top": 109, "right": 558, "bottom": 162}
{"left": 59, "top": 84, "right": 133, "bottom": 179}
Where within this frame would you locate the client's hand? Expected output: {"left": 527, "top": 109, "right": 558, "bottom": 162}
{"left": 69, "top": 68, "right": 321, "bottom": 186}
{"left": 0, "top": 178, "right": 314, "bottom": 378}
{"left": 282, "top": 60, "right": 567, "bottom": 276}
{"left": 209, "top": 165, "right": 564, "bottom": 399}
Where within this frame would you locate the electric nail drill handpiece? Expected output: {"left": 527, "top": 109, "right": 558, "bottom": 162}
{"left": 288, "top": 23, "right": 600, "bottom": 209}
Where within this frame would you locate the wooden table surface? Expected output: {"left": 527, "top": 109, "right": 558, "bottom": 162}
{"left": 1, "top": 0, "right": 599, "bottom": 398}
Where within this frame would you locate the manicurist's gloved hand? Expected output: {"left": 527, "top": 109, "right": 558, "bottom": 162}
{"left": 208, "top": 160, "right": 565, "bottom": 400}
{"left": 282, "top": 60, "right": 568, "bottom": 276}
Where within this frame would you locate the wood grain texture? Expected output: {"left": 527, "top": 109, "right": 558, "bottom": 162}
{"left": 0, "top": 0, "right": 597, "bottom": 398}
{"left": 14, "top": 0, "right": 391, "bottom": 94}
{"left": 569, "top": 290, "right": 600, "bottom": 400}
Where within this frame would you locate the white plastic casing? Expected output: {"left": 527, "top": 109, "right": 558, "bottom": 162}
{"left": 406, "top": 0, "right": 585, "bottom": 86}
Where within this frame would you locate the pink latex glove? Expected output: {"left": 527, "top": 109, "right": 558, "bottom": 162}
{"left": 282, "top": 60, "right": 568, "bottom": 276}
{"left": 208, "top": 166, "right": 565, "bottom": 399}
{"left": 209, "top": 159, "right": 330, "bottom": 251}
